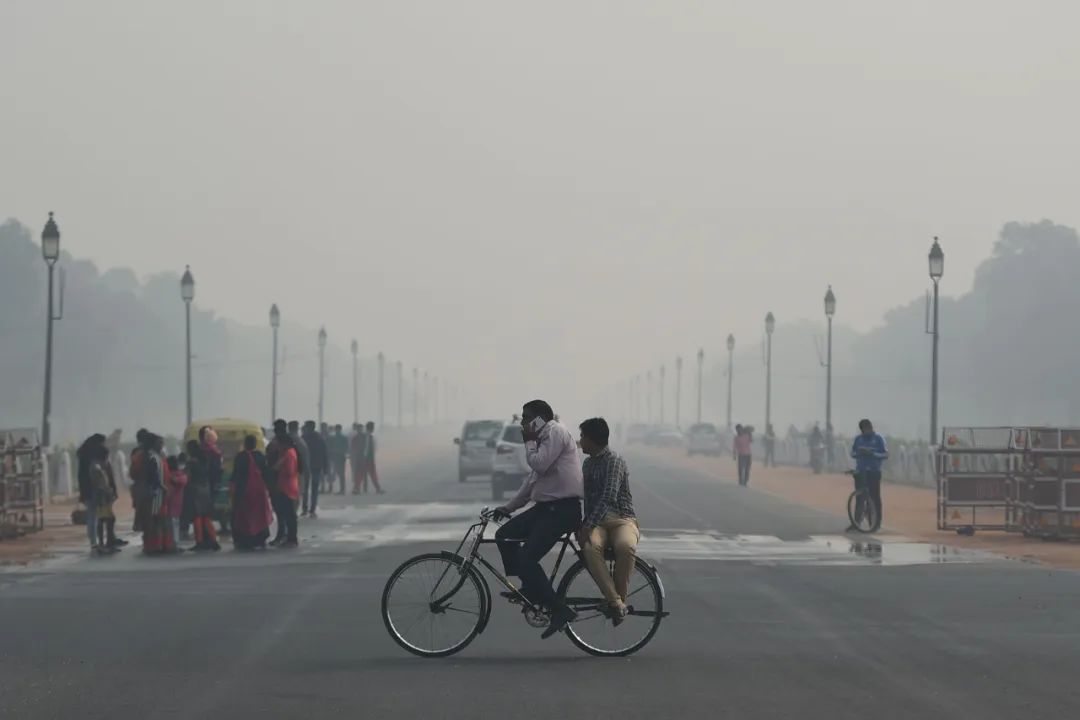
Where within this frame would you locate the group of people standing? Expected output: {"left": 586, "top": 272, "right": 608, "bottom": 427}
{"left": 74, "top": 419, "right": 386, "bottom": 556}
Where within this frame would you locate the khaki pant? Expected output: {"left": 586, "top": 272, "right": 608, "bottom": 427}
{"left": 582, "top": 516, "right": 640, "bottom": 607}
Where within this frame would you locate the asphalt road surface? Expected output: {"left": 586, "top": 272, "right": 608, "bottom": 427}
{"left": 3, "top": 444, "right": 1080, "bottom": 719}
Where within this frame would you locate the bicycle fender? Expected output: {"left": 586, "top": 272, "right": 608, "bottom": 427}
{"left": 647, "top": 563, "right": 666, "bottom": 599}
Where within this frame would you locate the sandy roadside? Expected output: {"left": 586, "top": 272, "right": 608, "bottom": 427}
{"left": 630, "top": 445, "right": 1080, "bottom": 569}
{"left": 0, "top": 439, "right": 446, "bottom": 567}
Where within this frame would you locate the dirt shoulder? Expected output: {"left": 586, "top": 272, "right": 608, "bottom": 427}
{"left": 630, "top": 445, "right": 1080, "bottom": 569}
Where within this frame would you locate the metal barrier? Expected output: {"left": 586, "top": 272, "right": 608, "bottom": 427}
{"left": 0, "top": 429, "right": 46, "bottom": 538}
{"left": 937, "top": 427, "right": 1017, "bottom": 532}
{"left": 1012, "top": 427, "right": 1080, "bottom": 539}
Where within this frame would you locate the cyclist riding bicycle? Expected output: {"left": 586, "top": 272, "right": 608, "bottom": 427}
{"left": 848, "top": 419, "right": 888, "bottom": 532}
{"left": 493, "top": 400, "right": 583, "bottom": 638}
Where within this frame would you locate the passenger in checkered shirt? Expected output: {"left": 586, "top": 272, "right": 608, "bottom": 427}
{"left": 577, "top": 417, "right": 639, "bottom": 624}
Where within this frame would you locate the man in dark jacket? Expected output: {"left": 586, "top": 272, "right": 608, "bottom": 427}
{"left": 301, "top": 420, "right": 329, "bottom": 518}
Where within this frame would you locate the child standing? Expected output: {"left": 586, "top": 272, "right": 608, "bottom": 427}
{"left": 166, "top": 455, "right": 189, "bottom": 553}
{"left": 89, "top": 445, "right": 118, "bottom": 556}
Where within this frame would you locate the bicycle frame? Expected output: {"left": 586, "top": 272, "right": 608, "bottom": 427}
{"left": 430, "top": 513, "right": 580, "bottom": 615}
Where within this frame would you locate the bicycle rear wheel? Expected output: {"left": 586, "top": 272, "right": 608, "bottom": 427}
{"left": 847, "top": 490, "right": 878, "bottom": 533}
{"left": 557, "top": 557, "right": 664, "bottom": 657}
{"left": 382, "top": 552, "right": 488, "bottom": 658}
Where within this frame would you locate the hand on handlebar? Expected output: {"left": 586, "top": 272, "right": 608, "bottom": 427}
{"left": 491, "top": 507, "right": 511, "bottom": 523}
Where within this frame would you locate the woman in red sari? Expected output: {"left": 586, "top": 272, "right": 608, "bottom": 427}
{"left": 231, "top": 435, "right": 273, "bottom": 550}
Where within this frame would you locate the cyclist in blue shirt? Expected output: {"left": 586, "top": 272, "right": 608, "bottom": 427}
{"left": 849, "top": 419, "right": 888, "bottom": 532}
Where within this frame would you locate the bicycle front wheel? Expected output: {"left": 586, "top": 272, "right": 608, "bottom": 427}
{"left": 557, "top": 557, "right": 664, "bottom": 657}
{"left": 382, "top": 552, "right": 488, "bottom": 658}
{"left": 847, "top": 490, "right": 878, "bottom": 533}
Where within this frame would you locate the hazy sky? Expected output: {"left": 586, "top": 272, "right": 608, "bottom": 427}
{"left": 5, "top": 0, "right": 1079, "bottom": 419}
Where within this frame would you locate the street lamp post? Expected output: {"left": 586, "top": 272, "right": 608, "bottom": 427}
{"left": 433, "top": 376, "right": 440, "bottom": 425}
{"left": 377, "top": 352, "right": 385, "bottom": 428}
{"left": 824, "top": 286, "right": 836, "bottom": 465}
{"left": 659, "top": 365, "right": 666, "bottom": 424}
{"left": 675, "top": 356, "right": 683, "bottom": 429}
{"left": 396, "top": 360, "right": 403, "bottom": 427}
{"left": 40, "top": 213, "right": 62, "bottom": 447}
{"left": 725, "top": 335, "right": 734, "bottom": 430}
{"left": 646, "top": 370, "right": 653, "bottom": 423}
{"left": 317, "top": 327, "right": 327, "bottom": 425}
{"left": 928, "top": 238, "right": 944, "bottom": 446}
{"left": 764, "top": 313, "right": 775, "bottom": 432}
{"left": 270, "top": 304, "right": 280, "bottom": 422}
{"left": 181, "top": 266, "right": 195, "bottom": 427}
{"left": 351, "top": 339, "right": 359, "bottom": 425}
{"left": 412, "top": 368, "right": 419, "bottom": 426}
{"left": 696, "top": 348, "right": 704, "bottom": 424}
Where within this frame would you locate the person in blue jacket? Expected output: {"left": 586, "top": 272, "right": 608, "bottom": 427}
{"left": 849, "top": 419, "right": 889, "bottom": 532}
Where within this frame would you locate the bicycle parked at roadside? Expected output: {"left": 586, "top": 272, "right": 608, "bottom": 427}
{"left": 381, "top": 507, "right": 668, "bottom": 658}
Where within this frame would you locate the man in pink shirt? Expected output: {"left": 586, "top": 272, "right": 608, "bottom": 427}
{"left": 494, "top": 399, "right": 583, "bottom": 638}
{"left": 733, "top": 424, "right": 754, "bottom": 487}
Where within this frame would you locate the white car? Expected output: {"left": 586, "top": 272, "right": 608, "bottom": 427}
{"left": 454, "top": 420, "right": 504, "bottom": 483}
{"left": 490, "top": 422, "right": 530, "bottom": 501}
{"left": 687, "top": 422, "right": 724, "bottom": 456}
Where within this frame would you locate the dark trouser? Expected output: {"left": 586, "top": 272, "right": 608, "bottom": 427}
{"left": 333, "top": 459, "right": 346, "bottom": 492}
{"left": 495, "top": 498, "right": 581, "bottom": 608}
{"left": 738, "top": 454, "right": 752, "bottom": 485}
{"left": 282, "top": 497, "right": 298, "bottom": 543}
{"left": 303, "top": 470, "right": 321, "bottom": 513}
{"left": 271, "top": 492, "right": 290, "bottom": 541}
{"left": 855, "top": 470, "right": 883, "bottom": 527}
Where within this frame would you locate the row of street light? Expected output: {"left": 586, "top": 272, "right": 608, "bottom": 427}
{"left": 620, "top": 239, "right": 944, "bottom": 443}
{"left": 35, "top": 213, "right": 453, "bottom": 440}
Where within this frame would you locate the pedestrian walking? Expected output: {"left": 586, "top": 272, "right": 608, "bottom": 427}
{"left": 77, "top": 434, "right": 106, "bottom": 553}
{"left": 231, "top": 435, "right": 273, "bottom": 550}
{"left": 165, "top": 454, "right": 188, "bottom": 553}
{"left": 200, "top": 426, "right": 225, "bottom": 534}
{"left": 733, "top": 424, "right": 753, "bottom": 487}
{"left": 301, "top": 420, "right": 328, "bottom": 518}
{"left": 763, "top": 423, "right": 776, "bottom": 467}
{"left": 186, "top": 440, "right": 220, "bottom": 552}
{"left": 89, "top": 445, "right": 118, "bottom": 556}
{"left": 349, "top": 423, "right": 366, "bottom": 494}
{"left": 329, "top": 424, "right": 348, "bottom": 494}
{"left": 272, "top": 432, "right": 300, "bottom": 548}
{"left": 360, "top": 421, "right": 384, "bottom": 494}
{"left": 267, "top": 419, "right": 290, "bottom": 546}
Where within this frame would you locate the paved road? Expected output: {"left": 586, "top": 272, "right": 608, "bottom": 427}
{"left": 2, "top": 445, "right": 1080, "bottom": 719}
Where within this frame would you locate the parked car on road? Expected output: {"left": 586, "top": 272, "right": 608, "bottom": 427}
{"left": 645, "top": 425, "right": 686, "bottom": 448}
{"left": 490, "top": 422, "right": 529, "bottom": 501}
{"left": 626, "top": 424, "right": 649, "bottom": 444}
{"left": 686, "top": 422, "right": 724, "bottom": 456}
{"left": 453, "top": 420, "right": 503, "bottom": 483}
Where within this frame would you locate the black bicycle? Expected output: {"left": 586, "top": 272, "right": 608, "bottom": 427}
{"left": 381, "top": 507, "right": 668, "bottom": 658}
{"left": 846, "top": 470, "right": 879, "bottom": 533}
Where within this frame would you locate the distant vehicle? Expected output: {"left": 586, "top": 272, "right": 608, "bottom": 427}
{"left": 626, "top": 424, "right": 649, "bottom": 444}
{"left": 686, "top": 422, "right": 724, "bottom": 456}
{"left": 182, "top": 418, "right": 266, "bottom": 523}
{"left": 645, "top": 426, "right": 686, "bottom": 448}
{"left": 453, "top": 420, "right": 503, "bottom": 483}
{"left": 489, "top": 422, "right": 529, "bottom": 501}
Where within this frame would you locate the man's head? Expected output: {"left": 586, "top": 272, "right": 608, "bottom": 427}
{"left": 335, "top": 424, "right": 343, "bottom": 434}
{"left": 303, "top": 420, "right": 316, "bottom": 433}
{"left": 578, "top": 418, "right": 610, "bottom": 456}
{"left": 244, "top": 434, "right": 257, "bottom": 451}
{"left": 735, "top": 424, "right": 743, "bottom": 434}
{"left": 287, "top": 420, "right": 300, "bottom": 435}
{"left": 273, "top": 419, "right": 288, "bottom": 438}
{"left": 320, "top": 422, "right": 328, "bottom": 433}
{"left": 859, "top": 419, "right": 874, "bottom": 436}
{"left": 151, "top": 434, "right": 164, "bottom": 452}
{"left": 366, "top": 421, "right": 375, "bottom": 432}
{"left": 521, "top": 400, "right": 555, "bottom": 430}
{"left": 353, "top": 423, "right": 362, "bottom": 433}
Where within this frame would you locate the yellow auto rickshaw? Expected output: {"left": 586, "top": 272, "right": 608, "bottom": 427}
{"left": 182, "top": 418, "right": 267, "bottom": 521}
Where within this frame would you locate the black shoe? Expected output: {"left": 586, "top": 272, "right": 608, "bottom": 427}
{"left": 269, "top": 537, "right": 284, "bottom": 547}
{"left": 541, "top": 605, "right": 577, "bottom": 639}
{"left": 110, "top": 538, "right": 129, "bottom": 547}
{"left": 844, "top": 525, "right": 859, "bottom": 533}
{"left": 500, "top": 590, "right": 525, "bottom": 605}
{"left": 280, "top": 540, "right": 299, "bottom": 549}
